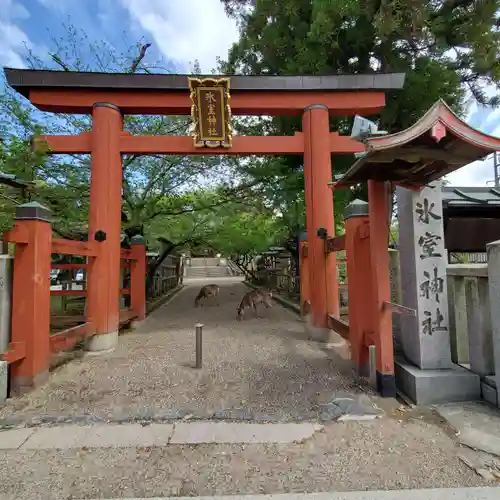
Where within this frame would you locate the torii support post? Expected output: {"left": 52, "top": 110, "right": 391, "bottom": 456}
{"left": 9, "top": 203, "right": 52, "bottom": 395}
{"left": 303, "top": 104, "right": 339, "bottom": 338}
{"left": 85, "top": 103, "right": 123, "bottom": 353}
{"left": 368, "top": 180, "right": 395, "bottom": 397}
{"left": 344, "top": 200, "right": 372, "bottom": 377}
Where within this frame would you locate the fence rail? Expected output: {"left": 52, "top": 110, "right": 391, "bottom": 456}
{"left": 148, "top": 258, "right": 180, "bottom": 300}
{"left": 0, "top": 205, "right": 150, "bottom": 396}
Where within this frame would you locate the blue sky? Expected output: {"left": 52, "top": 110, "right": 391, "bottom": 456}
{"left": 1, "top": 0, "right": 500, "bottom": 186}
{"left": 0, "top": 0, "right": 239, "bottom": 72}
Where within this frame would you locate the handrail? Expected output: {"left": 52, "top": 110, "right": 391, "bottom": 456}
{"left": 52, "top": 238, "right": 99, "bottom": 257}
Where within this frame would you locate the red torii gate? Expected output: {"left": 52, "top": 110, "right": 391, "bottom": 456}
{"left": 4, "top": 68, "right": 405, "bottom": 395}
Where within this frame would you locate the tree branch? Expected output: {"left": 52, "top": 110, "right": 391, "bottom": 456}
{"left": 49, "top": 53, "right": 71, "bottom": 71}
{"left": 129, "top": 43, "right": 152, "bottom": 73}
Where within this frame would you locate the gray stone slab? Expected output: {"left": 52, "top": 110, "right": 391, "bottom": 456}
{"left": 0, "top": 427, "right": 34, "bottom": 449}
{"left": 437, "top": 401, "right": 500, "bottom": 456}
{"left": 0, "top": 360, "right": 7, "bottom": 405}
{"left": 395, "top": 356, "right": 480, "bottom": 405}
{"left": 21, "top": 425, "right": 90, "bottom": 449}
{"left": 89, "top": 488, "right": 500, "bottom": 500}
{"left": 169, "top": 422, "right": 316, "bottom": 444}
{"left": 20, "top": 423, "right": 175, "bottom": 450}
{"left": 6, "top": 423, "right": 318, "bottom": 449}
{"left": 76, "top": 423, "right": 174, "bottom": 448}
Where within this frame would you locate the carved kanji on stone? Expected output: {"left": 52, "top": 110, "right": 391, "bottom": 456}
{"left": 421, "top": 308, "right": 448, "bottom": 336}
{"left": 420, "top": 266, "right": 444, "bottom": 302}
{"left": 415, "top": 198, "right": 441, "bottom": 224}
{"left": 418, "top": 232, "right": 442, "bottom": 259}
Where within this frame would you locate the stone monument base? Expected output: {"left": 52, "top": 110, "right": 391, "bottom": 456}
{"left": 395, "top": 356, "right": 481, "bottom": 405}
{"left": 481, "top": 375, "right": 498, "bottom": 407}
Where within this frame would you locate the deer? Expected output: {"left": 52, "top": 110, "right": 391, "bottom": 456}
{"left": 237, "top": 288, "right": 273, "bottom": 320}
{"left": 194, "top": 284, "right": 220, "bottom": 307}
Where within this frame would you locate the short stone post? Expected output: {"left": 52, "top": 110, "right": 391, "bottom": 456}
{"left": 486, "top": 240, "right": 500, "bottom": 407}
{"left": 10, "top": 202, "right": 52, "bottom": 395}
{"left": 396, "top": 182, "right": 480, "bottom": 404}
{"left": 130, "top": 235, "right": 147, "bottom": 322}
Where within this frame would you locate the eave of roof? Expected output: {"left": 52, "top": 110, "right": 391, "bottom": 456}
{"left": 442, "top": 186, "right": 500, "bottom": 206}
{"left": 4, "top": 68, "right": 406, "bottom": 98}
{"left": 333, "top": 100, "right": 500, "bottom": 189}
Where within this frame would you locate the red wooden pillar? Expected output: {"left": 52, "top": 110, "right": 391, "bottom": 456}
{"left": 302, "top": 104, "right": 339, "bottom": 333}
{"left": 344, "top": 199, "right": 372, "bottom": 376}
{"left": 130, "top": 235, "right": 147, "bottom": 321}
{"left": 10, "top": 202, "right": 51, "bottom": 395}
{"left": 299, "top": 239, "right": 310, "bottom": 314}
{"left": 368, "top": 180, "right": 395, "bottom": 397}
{"left": 86, "top": 102, "right": 123, "bottom": 352}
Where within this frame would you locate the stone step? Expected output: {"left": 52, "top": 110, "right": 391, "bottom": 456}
{"left": 186, "top": 266, "right": 230, "bottom": 278}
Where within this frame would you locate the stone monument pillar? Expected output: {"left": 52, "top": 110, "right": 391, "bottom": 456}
{"left": 395, "top": 181, "right": 480, "bottom": 404}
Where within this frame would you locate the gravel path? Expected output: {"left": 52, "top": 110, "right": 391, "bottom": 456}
{"left": 0, "top": 281, "right": 369, "bottom": 423}
{"left": 0, "top": 419, "right": 486, "bottom": 499}
{"left": 0, "top": 281, "right": 489, "bottom": 498}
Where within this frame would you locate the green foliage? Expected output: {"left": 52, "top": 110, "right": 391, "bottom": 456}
{"left": 0, "top": 138, "right": 46, "bottom": 232}
{"left": 220, "top": 0, "right": 500, "bottom": 228}
{"left": 0, "top": 26, "right": 283, "bottom": 256}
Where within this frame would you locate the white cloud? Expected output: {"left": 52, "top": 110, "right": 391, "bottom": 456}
{"left": 121, "top": 0, "right": 239, "bottom": 72}
{"left": 0, "top": 0, "right": 32, "bottom": 68}
{"left": 35, "top": 0, "right": 65, "bottom": 11}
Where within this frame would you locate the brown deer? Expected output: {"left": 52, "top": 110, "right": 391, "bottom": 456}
{"left": 194, "top": 284, "right": 220, "bottom": 307}
{"left": 237, "top": 289, "right": 273, "bottom": 320}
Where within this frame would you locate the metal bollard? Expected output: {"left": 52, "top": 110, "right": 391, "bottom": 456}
{"left": 195, "top": 323, "right": 203, "bottom": 369}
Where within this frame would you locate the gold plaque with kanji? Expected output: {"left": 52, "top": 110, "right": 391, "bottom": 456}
{"left": 188, "top": 77, "right": 232, "bottom": 148}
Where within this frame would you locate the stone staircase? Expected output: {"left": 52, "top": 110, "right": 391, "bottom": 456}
{"left": 185, "top": 257, "right": 231, "bottom": 279}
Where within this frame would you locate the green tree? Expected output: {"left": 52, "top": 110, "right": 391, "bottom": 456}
{"left": 220, "top": 0, "right": 500, "bottom": 223}
{"left": 0, "top": 137, "right": 46, "bottom": 232}
{"left": 0, "top": 26, "right": 286, "bottom": 260}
